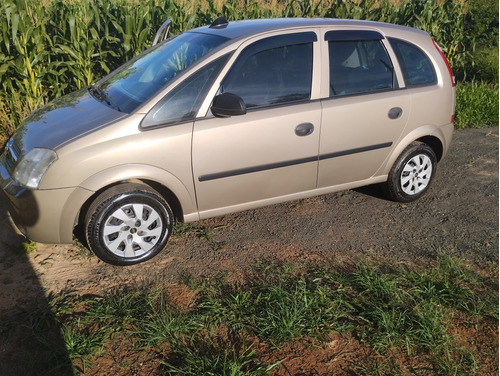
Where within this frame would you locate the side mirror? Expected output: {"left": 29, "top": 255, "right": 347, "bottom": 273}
{"left": 211, "top": 93, "right": 246, "bottom": 117}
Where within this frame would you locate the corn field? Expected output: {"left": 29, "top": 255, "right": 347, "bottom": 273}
{"left": 0, "top": 0, "right": 474, "bottom": 130}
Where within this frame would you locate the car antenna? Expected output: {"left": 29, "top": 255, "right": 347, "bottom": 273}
{"left": 210, "top": 16, "right": 229, "bottom": 29}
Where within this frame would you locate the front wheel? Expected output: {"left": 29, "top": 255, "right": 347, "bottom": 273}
{"left": 85, "top": 183, "right": 173, "bottom": 266}
{"left": 384, "top": 142, "right": 437, "bottom": 203}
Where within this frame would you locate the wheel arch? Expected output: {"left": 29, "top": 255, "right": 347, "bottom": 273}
{"left": 415, "top": 135, "right": 444, "bottom": 162}
{"left": 77, "top": 178, "right": 185, "bottom": 230}
{"left": 381, "top": 126, "right": 447, "bottom": 177}
{"left": 74, "top": 165, "right": 199, "bottom": 234}
{"left": 140, "top": 179, "right": 184, "bottom": 222}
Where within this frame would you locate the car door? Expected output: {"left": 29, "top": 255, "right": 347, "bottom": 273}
{"left": 318, "top": 30, "right": 410, "bottom": 188}
{"left": 192, "top": 32, "right": 321, "bottom": 217}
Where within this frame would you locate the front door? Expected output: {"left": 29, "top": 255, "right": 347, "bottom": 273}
{"left": 192, "top": 32, "right": 321, "bottom": 217}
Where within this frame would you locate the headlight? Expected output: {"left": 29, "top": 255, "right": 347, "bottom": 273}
{"left": 13, "top": 148, "right": 58, "bottom": 189}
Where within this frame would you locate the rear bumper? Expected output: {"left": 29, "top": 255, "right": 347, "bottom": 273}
{"left": 436, "top": 122, "right": 454, "bottom": 160}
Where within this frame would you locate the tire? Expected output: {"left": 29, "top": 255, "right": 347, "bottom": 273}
{"left": 384, "top": 142, "right": 437, "bottom": 203}
{"left": 85, "top": 183, "right": 173, "bottom": 266}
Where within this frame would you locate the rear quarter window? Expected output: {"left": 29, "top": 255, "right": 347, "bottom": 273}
{"left": 389, "top": 38, "right": 437, "bottom": 87}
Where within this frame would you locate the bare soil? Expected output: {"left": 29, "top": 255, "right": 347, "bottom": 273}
{"left": 0, "top": 127, "right": 498, "bottom": 374}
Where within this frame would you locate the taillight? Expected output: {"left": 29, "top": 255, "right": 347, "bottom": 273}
{"left": 433, "top": 40, "right": 456, "bottom": 87}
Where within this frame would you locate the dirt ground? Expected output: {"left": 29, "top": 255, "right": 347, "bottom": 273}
{"left": 0, "top": 127, "right": 498, "bottom": 374}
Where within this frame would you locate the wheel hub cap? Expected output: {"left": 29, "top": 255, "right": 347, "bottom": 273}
{"left": 400, "top": 154, "right": 433, "bottom": 195}
{"left": 102, "top": 203, "right": 164, "bottom": 258}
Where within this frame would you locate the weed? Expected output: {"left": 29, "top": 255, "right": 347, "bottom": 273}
{"left": 140, "top": 307, "right": 198, "bottom": 345}
{"left": 160, "top": 342, "right": 277, "bottom": 375}
{"left": 173, "top": 222, "right": 214, "bottom": 240}
{"left": 61, "top": 320, "right": 105, "bottom": 361}
{"left": 2, "top": 255, "right": 497, "bottom": 375}
{"left": 84, "top": 287, "right": 160, "bottom": 330}
{"left": 12, "top": 240, "right": 37, "bottom": 255}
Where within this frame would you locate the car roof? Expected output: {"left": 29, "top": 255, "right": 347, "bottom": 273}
{"left": 190, "top": 17, "right": 423, "bottom": 41}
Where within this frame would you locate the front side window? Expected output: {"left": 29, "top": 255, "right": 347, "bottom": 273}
{"left": 329, "top": 39, "right": 394, "bottom": 96}
{"left": 142, "top": 54, "right": 231, "bottom": 128}
{"left": 389, "top": 38, "right": 437, "bottom": 87}
{"left": 221, "top": 33, "right": 315, "bottom": 109}
{"left": 95, "top": 32, "right": 229, "bottom": 113}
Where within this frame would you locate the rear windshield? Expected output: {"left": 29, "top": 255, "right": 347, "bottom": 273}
{"left": 95, "top": 32, "right": 229, "bottom": 113}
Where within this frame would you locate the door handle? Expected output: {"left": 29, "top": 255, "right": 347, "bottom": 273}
{"left": 295, "top": 122, "right": 314, "bottom": 137}
{"left": 388, "top": 107, "right": 403, "bottom": 120}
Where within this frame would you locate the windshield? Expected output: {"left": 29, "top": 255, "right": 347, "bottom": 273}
{"left": 95, "top": 32, "right": 229, "bottom": 113}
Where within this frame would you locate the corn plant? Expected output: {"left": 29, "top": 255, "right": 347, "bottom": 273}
{"left": 0, "top": 0, "right": 486, "bottom": 133}
{"left": 283, "top": 0, "right": 328, "bottom": 17}
{"left": 109, "top": 1, "right": 154, "bottom": 62}
{"left": 51, "top": 0, "right": 112, "bottom": 90}
{"left": 398, "top": 0, "right": 473, "bottom": 77}
{"left": 0, "top": 0, "right": 54, "bottom": 121}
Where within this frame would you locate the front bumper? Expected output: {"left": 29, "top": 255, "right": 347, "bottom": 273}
{"left": 0, "top": 153, "right": 93, "bottom": 244}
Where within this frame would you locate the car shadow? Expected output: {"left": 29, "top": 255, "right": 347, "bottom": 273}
{"left": 353, "top": 183, "right": 388, "bottom": 200}
{"left": 0, "top": 195, "right": 72, "bottom": 375}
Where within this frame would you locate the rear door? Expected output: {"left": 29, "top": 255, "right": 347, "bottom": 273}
{"left": 192, "top": 31, "right": 321, "bottom": 217}
{"left": 318, "top": 30, "right": 410, "bottom": 188}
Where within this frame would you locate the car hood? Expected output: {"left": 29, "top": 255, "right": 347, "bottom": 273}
{"left": 12, "top": 88, "right": 128, "bottom": 154}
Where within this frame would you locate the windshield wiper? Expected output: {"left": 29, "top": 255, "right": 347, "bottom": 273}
{"left": 88, "top": 84, "right": 122, "bottom": 112}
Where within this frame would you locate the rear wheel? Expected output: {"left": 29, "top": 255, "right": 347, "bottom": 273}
{"left": 384, "top": 142, "right": 437, "bottom": 202}
{"left": 85, "top": 183, "right": 173, "bottom": 266}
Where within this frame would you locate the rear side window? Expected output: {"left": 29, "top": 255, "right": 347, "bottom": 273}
{"left": 327, "top": 31, "right": 394, "bottom": 97}
{"left": 221, "top": 33, "right": 315, "bottom": 109}
{"left": 389, "top": 38, "right": 437, "bottom": 87}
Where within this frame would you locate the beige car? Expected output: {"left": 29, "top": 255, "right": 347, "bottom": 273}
{"left": 0, "top": 17, "right": 455, "bottom": 265}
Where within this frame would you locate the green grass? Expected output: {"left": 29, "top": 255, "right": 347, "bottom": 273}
{"left": 455, "top": 81, "right": 499, "bottom": 128}
{"left": 0, "top": 254, "right": 497, "bottom": 375}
